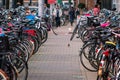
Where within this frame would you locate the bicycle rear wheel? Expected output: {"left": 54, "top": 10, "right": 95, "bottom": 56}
{"left": 70, "top": 24, "right": 78, "bottom": 41}
{"left": 1, "top": 61, "right": 17, "bottom": 80}
{"left": 0, "top": 69, "right": 9, "bottom": 80}
{"left": 10, "top": 54, "right": 28, "bottom": 80}
{"left": 79, "top": 49, "right": 98, "bottom": 72}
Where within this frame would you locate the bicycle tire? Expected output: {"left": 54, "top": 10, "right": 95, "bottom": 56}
{"left": 10, "top": 53, "right": 28, "bottom": 80}
{"left": 60, "top": 19, "right": 65, "bottom": 26}
{"left": 79, "top": 42, "right": 100, "bottom": 71}
{"left": 0, "top": 69, "right": 9, "bottom": 80}
{"left": 81, "top": 29, "right": 89, "bottom": 42}
{"left": 0, "top": 54, "right": 18, "bottom": 80}
{"left": 77, "top": 25, "right": 86, "bottom": 39}
{"left": 16, "top": 42, "right": 29, "bottom": 62}
{"left": 40, "top": 26, "right": 48, "bottom": 44}
{"left": 22, "top": 39, "right": 34, "bottom": 59}
{"left": 70, "top": 24, "right": 78, "bottom": 41}
{"left": 79, "top": 48, "right": 98, "bottom": 72}
{"left": 30, "top": 36, "right": 39, "bottom": 54}
{"left": 49, "top": 17, "right": 58, "bottom": 35}
{"left": 29, "top": 27, "right": 42, "bottom": 47}
{"left": 11, "top": 46, "right": 28, "bottom": 62}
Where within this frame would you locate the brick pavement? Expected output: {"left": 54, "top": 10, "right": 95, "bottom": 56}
{"left": 27, "top": 22, "right": 97, "bottom": 80}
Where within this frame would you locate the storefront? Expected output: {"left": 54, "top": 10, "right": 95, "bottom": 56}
{"left": 97, "top": 0, "right": 112, "bottom": 10}
{"left": 0, "top": 0, "right": 24, "bottom": 9}
{"left": 1, "top": 0, "right": 10, "bottom": 9}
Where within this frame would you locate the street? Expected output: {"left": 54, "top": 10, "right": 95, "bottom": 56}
{"left": 28, "top": 23, "right": 97, "bottom": 80}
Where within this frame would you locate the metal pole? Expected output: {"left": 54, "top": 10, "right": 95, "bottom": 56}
{"left": 38, "top": 0, "right": 44, "bottom": 17}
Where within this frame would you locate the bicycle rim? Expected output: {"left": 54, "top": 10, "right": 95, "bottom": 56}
{"left": 11, "top": 54, "right": 28, "bottom": 80}
{"left": 70, "top": 25, "right": 78, "bottom": 41}
{"left": 79, "top": 49, "right": 97, "bottom": 72}
{"left": 0, "top": 69, "right": 9, "bottom": 80}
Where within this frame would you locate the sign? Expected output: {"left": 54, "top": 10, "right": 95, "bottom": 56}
{"left": 48, "top": 0, "right": 56, "bottom": 4}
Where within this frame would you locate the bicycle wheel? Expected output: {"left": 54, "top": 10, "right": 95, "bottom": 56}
{"left": 79, "top": 48, "right": 98, "bottom": 72}
{"left": 16, "top": 42, "right": 29, "bottom": 62}
{"left": 25, "top": 32, "right": 39, "bottom": 51}
{"left": 60, "top": 18, "right": 65, "bottom": 26}
{"left": 70, "top": 24, "right": 78, "bottom": 41}
{"left": 109, "top": 57, "right": 120, "bottom": 80}
{"left": 28, "top": 28, "right": 42, "bottom": 47}
{"left": 23, "top": 35, "right": 39, "bottom": 54}
{"left": 10, "top": 53, "right": 28, "bottom": 80}
{"left": 81, "top": 29, "right": 90, "bottom": 42}
{"left": 40, "top": 26, "right": 48, "bottom": 44}
{"left": 0, "top": 69, "right": 9, "bottom": 80}
{"left": 12, "top": 45, "right": 29, "bottom": 62}
{"left": 88, "top": 44, "right": 100, "bottom": 69}
{"left": 77, "top": 25, "right": 86, "bottom": 39}
{"left": 1, "top": 60, "right": 17, "bottom": 80}
{"left": 22, "top": 39, "right": 34, "bottom": 59}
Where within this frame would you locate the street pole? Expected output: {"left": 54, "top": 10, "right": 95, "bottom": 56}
{"left": 38, "top": 0, "right": 44, "bottom": 17}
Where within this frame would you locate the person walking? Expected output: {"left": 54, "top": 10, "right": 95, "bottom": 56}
{"left": 53, "top": 5, "right": 62, "bottom": 27}
{"left": 29, "top": 0, "right": 32, "bottom": 6}
{"left": 43, "top": 4, "right": 50, "bottom": 24}
{"left": 43, "top": 4, "right": 50, "bottom": 18}
{"left": 93, "top": 4, "right": 100, "bottom": 16}
{"left": 69, "top": 7, "right": 75, "bottom": 26}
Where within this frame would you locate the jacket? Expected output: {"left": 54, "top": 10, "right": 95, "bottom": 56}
{"left": 53, "top": 8, "right": 62, "bottom": 17}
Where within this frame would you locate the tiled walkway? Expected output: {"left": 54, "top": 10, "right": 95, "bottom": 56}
{"left": 27, "top": 23, "right": 97, "bottom": 80}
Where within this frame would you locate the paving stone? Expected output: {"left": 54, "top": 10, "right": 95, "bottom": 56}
{"left": 27, "top": 23, "right": 97, "bottom": 80}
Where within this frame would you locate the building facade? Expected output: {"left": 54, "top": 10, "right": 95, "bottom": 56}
{"left": 1, "top": 0, "right": 120, "bottom": 11}
{"left": 78, "top": 0, "right": 95, "bottom": 10}
{"left": 113, "top": 0, "right": 120, "bottom": 11}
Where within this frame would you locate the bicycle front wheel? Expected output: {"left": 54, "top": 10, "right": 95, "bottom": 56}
{"left": 70, "top": 24, "right": 78, "bottom": 41}
{"left": 0, "top": 69, "right": 9, "bottom": 80}
{"left": 10, "top": 53, "right": 28, "bottom": 80}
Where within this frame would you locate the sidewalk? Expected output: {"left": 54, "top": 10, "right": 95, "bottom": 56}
{"left": 27, "top": 22, "right": 97, "bottom": 80}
